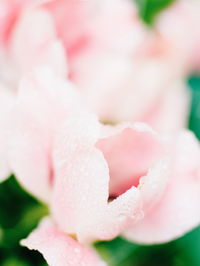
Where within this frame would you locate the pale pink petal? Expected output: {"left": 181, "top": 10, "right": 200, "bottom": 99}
{"left": 157, "top": 0, "right": 200, "bottom": 71}
{"left": 73, "top": 48, "right": 189, "bottom": 129}
{"left": 77, "top": 183, "right": 141, "bottom": 243}
{"left": 0, "top": 86, "right": 14, "bottom": 181}
{"left": 124, "top": 131, "right": 200, "bottom": 244}
{"left": 9, "top": 67, "right": 81, "bottom": 201}
{"left": 88, "top": 0, "right": 144, "bottom": 54}
{"left": 53, "top": 147, "right": 141, "bottom": 244}
{"left": 35, "top": 40, "right": 68, "bottom": 77}
{"left": 72, "top": 54, "right": 135, "bottom": 122}
{"left": 142, "top": 80, "right": 190, "bottom": 133}
{"left": 0, "top": 0, "right": 30, "bottom": 44}
{"left": 69, "top": 0, "right": 193, "bottom": 133}
{"left": 43, "top": 0, "right": 91, "bottom": 58}
{"left": 21, "top": 218, "right": 106, "bottom": 266}
{"left": 10, "top": 6, "right": 68, "bottom": 76}
{"left": 10, "top": 5, "right": 56, "bottom": 54}
{"left": 52, "top": 113, "right": 107, "bottom": 236}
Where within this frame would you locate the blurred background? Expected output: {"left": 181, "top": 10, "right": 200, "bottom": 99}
{"left": 0, "top": 0, "right": 200, "bottom": 265}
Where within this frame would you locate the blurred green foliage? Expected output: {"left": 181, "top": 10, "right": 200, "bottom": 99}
{"left": 188, "top": 76, "right": 200, "bottom": 140}
{"left": 134, "top": 0, "right": 175, "bottom": 24}
{"left": 95, "top": 227, "right": 200, "bottom": 266}
{"left": 0, "top": 176, "right": 48, "bottom": 265}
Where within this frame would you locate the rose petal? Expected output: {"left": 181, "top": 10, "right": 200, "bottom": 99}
{"left": 10, "top": 5, "right": 68, "bottom": 76}
{"left": 21, "top": 217, "right": 106, "bottom": 266}
{"left": 124, "top": 131, "right": 200, "bottom": 244}
{"left": 9, "top": 67, "right": 81, "bottom": 201}
{"left": 0, "top": 86, "right": 14, "bottom": 181}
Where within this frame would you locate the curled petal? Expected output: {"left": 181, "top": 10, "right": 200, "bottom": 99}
{"left": 9, "top": 67, "right": 81, "bottom": 201}
{"left": 124, "top": 131, "right": 200, "bottom": 244}
{"left": 21, "top": 218, "right": 106, "bottom": 266}
{"left": 10, "top": 6, "right": 68, "bottom": 76}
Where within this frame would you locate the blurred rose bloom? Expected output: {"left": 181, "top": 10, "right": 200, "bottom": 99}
{"left": 0, "top": 0, "right": 200, "bottom": 265}
{"left": 0, "top": 0, "right": 199, "bottom": 132}
{"left": 8, "top": 68, "right": 200, "bottom": 265}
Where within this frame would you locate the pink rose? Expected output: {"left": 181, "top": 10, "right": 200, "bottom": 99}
{"left": 2, "top": 0, "right": 197, "bottom": 132}
{"left": 10, "top": 68, "right": 200, "bottom": 247}
{"left": 1, "top": 3, "right": 200, "bottom": 264}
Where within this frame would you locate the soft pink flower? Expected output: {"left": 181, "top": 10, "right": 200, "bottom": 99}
{"left": 55, "top": 0, "right": 192, "bottom": 129}
{"left": 53, "top": 112, "right": 200, "bottom": 244}
{"left": 97, "top": 124, "right": 200, "bottom": 243}
{"left": 7, "top": 66, "right": 200, "bottom": 266}
{"left": 10, "top": 67, "right": 200, "bottom": 246}
{"left": 1, "top": 3, "right": 199, "bottom": 262}
{"left": 21, "top": 218, "right": 106, "bottom": 266}
{"left": 2, "top": 0, "right": 195, "bottom": 132}
{"left": 44, "top": 0, "right": 199, "bottom": 127}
